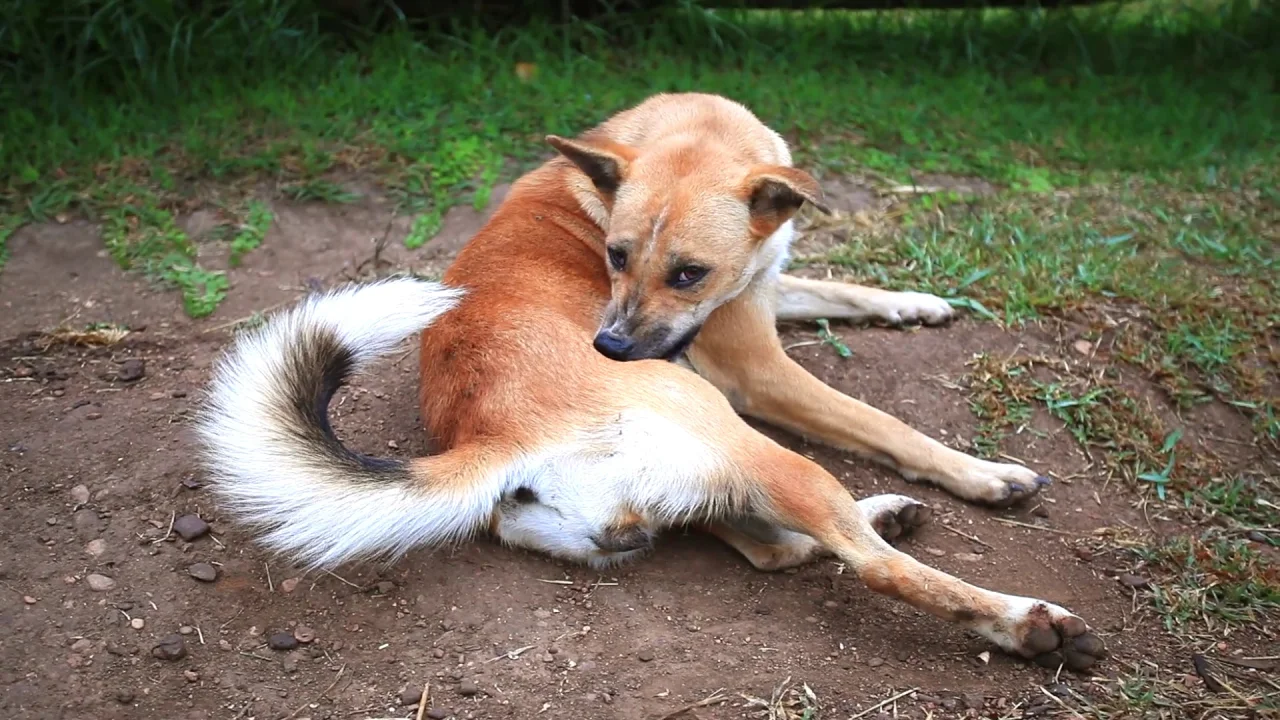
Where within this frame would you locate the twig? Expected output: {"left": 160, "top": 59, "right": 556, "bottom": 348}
{"left": 416, "top": 681, "right": 430, "bottom": 720}
{"left": 1037, "top": 686, "right": 1086, "bottom": 719}
{"left": 939, "top": 523, "right": 994, "bottom": 549}
{"left": 195, "top": 625, "right": 205, "bottom": 645}
{"left": 286, "top": 664, "right": 346, "bottom": 719}
{"left": 657, "top": 688, "right": 729, "bottom": 719}
{"left": 536, "top": 579, "right": 573, "bottom": 585}
{"left": 265, "top": 563, "right": 274, "bottom": 593}
{"left": 220, "top": 608, "right": 245, "bottom": 630}
{"left": 849, "top": 687, "right": 918, "bottom": 719}
{"left": 483, "top": 644, "right": 536, "bottom": 663}
{"left": 324, "top": 570, "right": 363, "bottom": 589}
{"left": 151, "top": 511, "right": 176, "bottom": 544}
{"left": 239, "top": 651, "right": 274, "bottom": 662}
{"left": 989, "top": 517, "right": 1078, "bottom": 536}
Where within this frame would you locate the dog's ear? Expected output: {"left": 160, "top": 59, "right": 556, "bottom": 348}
{"left": 740, "top": 165, "right": 831, "bottom": 238}
{"left": 546, "top": 135, "right": 637, "bottom": 195}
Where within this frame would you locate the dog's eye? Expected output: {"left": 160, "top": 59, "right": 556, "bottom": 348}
{"left": 607, "top": 246, "right": 628, "bottom": 272}
{"left": 669, "top": 265, "right": 708, "bottom": 289}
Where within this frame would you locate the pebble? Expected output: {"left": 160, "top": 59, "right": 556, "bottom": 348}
{"left": 375, "top": 581, "right": 396, "bottom": 595}
{"left": 953, "top": 552, "right": 983, "bottom": 563}
{"left": 23, "top": 595, "right": 37, "bottom": 605}
{"left": 131, "top": 618, "right": 146, "bottom": 630}
{"left": 115, "top": 689, "right": 136, "bottom": 704}
{"left": 282, "top": 654, "right": 299, "bottom": 674}
{"left": 823, "top": 600, "right": 839, "bottom": 609}
{"left": 71, "top": 638, "right": 94, "bottom": 653}
{"left": 117, "top": 359, "right": 146, "bottom": 382}
{"left": 179, "top": 625, "right": 195, "bottom": 635}
{"left": 541, "top": 653, "right": 554, "bottom": 663}
{"left": 1119, "top": 574, "right": 1150, "bottom": 589}
{"left": 400, "top": 686, "right": 424, "bottom": 705}
{"left": 151, "top": 634, "right": 187, "bottom": 661}
{"left": 183, "top": 670, "right": 199, "bottom": 682}
{"left": 85, "top": 539, "right": 107, "bottom": 557}
{"left": 294, "top": 625, "right": 316, "bottom": 643}
{"left": 1074, "top": 547, "right": 1094, "bottom": 562}
{"left": 866, "top": 657, "right": 884, "bottom": 667}
{"left": 86, "top": 574, "right": 117, "bottom": 591}
{"left": 268, "top": 632, "right": 299, "bottom": 651}
{"left": 923, "top": 546, "right": 946, "bottom": 557}
{"left": 637, "top": 649, "right": 655, "bottom": 662}
{"left": 458, "top": 679, "right": 479, "bottom": 696}
{"left": 188, "top": 562, "right": 218, "bottom": 582}
{"left": 280, "top": 577, "right": 301, "bottom": 593}
{"left": 173, "top": 514, "right": 210, "bottom": 541}
{"left": 427, "top": 710, "right": 449, "bottom": 720}
{"left": 71, "top": 485, "right": 91, "bottom": 504}
{"left": 963, "top": 693, "right": 986, "bottom": 710}
{"left": 1072, "top": 339, "right": 1093, "bottom": 356}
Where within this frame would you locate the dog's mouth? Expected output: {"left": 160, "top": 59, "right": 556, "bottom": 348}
{"left": 594, "top": 323, "right": 703, "bottom": 363}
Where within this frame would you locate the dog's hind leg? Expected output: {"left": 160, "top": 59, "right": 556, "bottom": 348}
{"left": 710, "top": 425, "right": 1106, "bottom": 671}
{"left": 775, "top": 274, "right": 954, "bottom": 326}
{"left": 705, "top": 493, "right": 931, "bottom": 571}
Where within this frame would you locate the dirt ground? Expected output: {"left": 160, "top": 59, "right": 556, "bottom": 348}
{"left": 0, "top": 183, "right": 1266, "bottom": 720}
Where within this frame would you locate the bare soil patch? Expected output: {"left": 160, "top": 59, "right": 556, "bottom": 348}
{"left": 0, "top": 192, "right": 1261, "bottom": 720}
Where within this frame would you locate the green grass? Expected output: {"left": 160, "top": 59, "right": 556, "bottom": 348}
{"left": 2, "top": 1, "right": 1277, "bottom": 314}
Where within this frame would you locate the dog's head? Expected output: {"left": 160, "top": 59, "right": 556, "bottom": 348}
{"left": 548, "top": 133, "right": 830, "bottom": 361}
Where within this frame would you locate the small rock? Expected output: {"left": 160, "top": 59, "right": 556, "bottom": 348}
{"left": 117, "top": 359, "right": 146, "bottom": 382}
{"left": 183, "top": 670, "right": 199, "bottom": 682}
{"left": 533, "top": 609, "right": 552, "bottom": 619}
{"left": 71, "top": 638, "right": 94, "bottom": 654}
{"left": 388, "top": 439, "right": 400, "bottom": 449}
{"left": 400, "top": 686, "right": 423, "bottom": 705}
{"left": 282, "top": 654, "right": 299, "bottom": 674}
{"left": 427, "top": 710, "right": 449, "bottom": 720}
{"left": 1032, "top": 504, "right": 1050, "bottom": 518}
{"left": 115, "top": 689, "right": 136, "bottom": 704}
{"left": 71, "top": 485, "right": 91, "bottom": 504}
{"left": 963, "top": 693, "right": 986, "bottom": 710}
{"left": 1072, "top": 339, "right": 1093, "bottom": 356}
{"left": 823, "top": 599, "right": 839, "bottom": 609}
{"left": 541, "top": 653, "right": 554, "bottom": 663}
{"left": 173, "top": 514, "right": 210, "bottom": 541}
{"left": 953, "top": 552, "right": 984, "bottom": 563}
{"left": 1074, "top": 547, "right": 1094, "bottom": 562}
{"left": 187, "top": 562, "right": 218, "bottom": 582}
{"left": 23, "top": 595, "right": 36, "bottom": 605}
{"left": 637, "top": 649, "right": 655, "bottom": 662}
{"left": 977, "top": 651, "right": 991, "bottom": 664}
{"left": 458, "top": 679, "right": 479, "bottom": 696}
{"left": 923, "top": 546, "right": 946, "bottom": 557}
{"left": 1119, "top": 574, "right": 1150, "bottom": 589}
{"left": 280, "top": 577, "right": 301, "bottom": 593}
{"left": 268, "top": 632, "right": 299, "bottom": 651}
{"left": 85, "top": 539, "right": 107, "bottom": 557}
{"left": 179, "top": 625, "right": 195, "bottom": 635}
{"left": 130, "top": 618, "right": 145, "bottom": 630}
{"left": 151, "top": 634, "right": 187, "bottom": 661}
{"left": 431, "top": 648, "right": 445, "bottom": 658}
{"left": 294, "top": 625, "right": 316, "bottom": 643}
{"left": 375, "top": 581, "right": 396, "bottom": 595}
{"left": 106, "top": 641, "right": 133, "bottom": 656}
{"left": 866, "top": 657, "right": 884, "bottom": 668}
{"left": 86, "top": 574, "right": 117, "bottom": 592}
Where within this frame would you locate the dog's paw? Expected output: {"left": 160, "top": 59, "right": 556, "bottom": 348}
{"left": 858, "top": 494, "right": 932, "bottom": 542}
{"left": 1005, "top": 601, "right": 1108, "bottom": 672}
{"left": 871, "top": 291, "right": 955, "bottom": 327}
{"left": 955, "top": 460, "right": 1051, "bottom": 507}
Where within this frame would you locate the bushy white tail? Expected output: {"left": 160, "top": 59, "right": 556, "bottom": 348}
{"left": 194, "top": 277, "right": 490, "bottom": 568}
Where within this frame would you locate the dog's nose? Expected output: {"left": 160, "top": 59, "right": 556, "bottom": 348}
{"left": 593, "top": 330, "right": 636, "bottom": 360}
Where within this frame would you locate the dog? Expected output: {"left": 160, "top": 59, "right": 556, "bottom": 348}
{"left": 196, "top": 92, "right": 1106, "bottom": 671}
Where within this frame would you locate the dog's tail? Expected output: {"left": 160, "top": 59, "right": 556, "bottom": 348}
{"left": 195, "top": 277, "right": 504, "bottom": 569}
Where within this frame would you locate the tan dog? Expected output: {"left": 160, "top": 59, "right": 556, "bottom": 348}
{"left": 197, "top": 92, "right": 1106, "bottom": 671}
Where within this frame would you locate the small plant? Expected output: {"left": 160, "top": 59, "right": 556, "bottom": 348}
{"left": 814, "top": 319, "right": 852, "bottom": 359}
{"left": 228, "top": 200, "right": 273, "bottom": 267}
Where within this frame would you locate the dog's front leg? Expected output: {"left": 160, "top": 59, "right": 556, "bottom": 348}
{"left": 687, "top": 295, "right": 1049, "bottom": 507}
{"left": 775, "top": 274, "right": 955, "bottom": 326}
